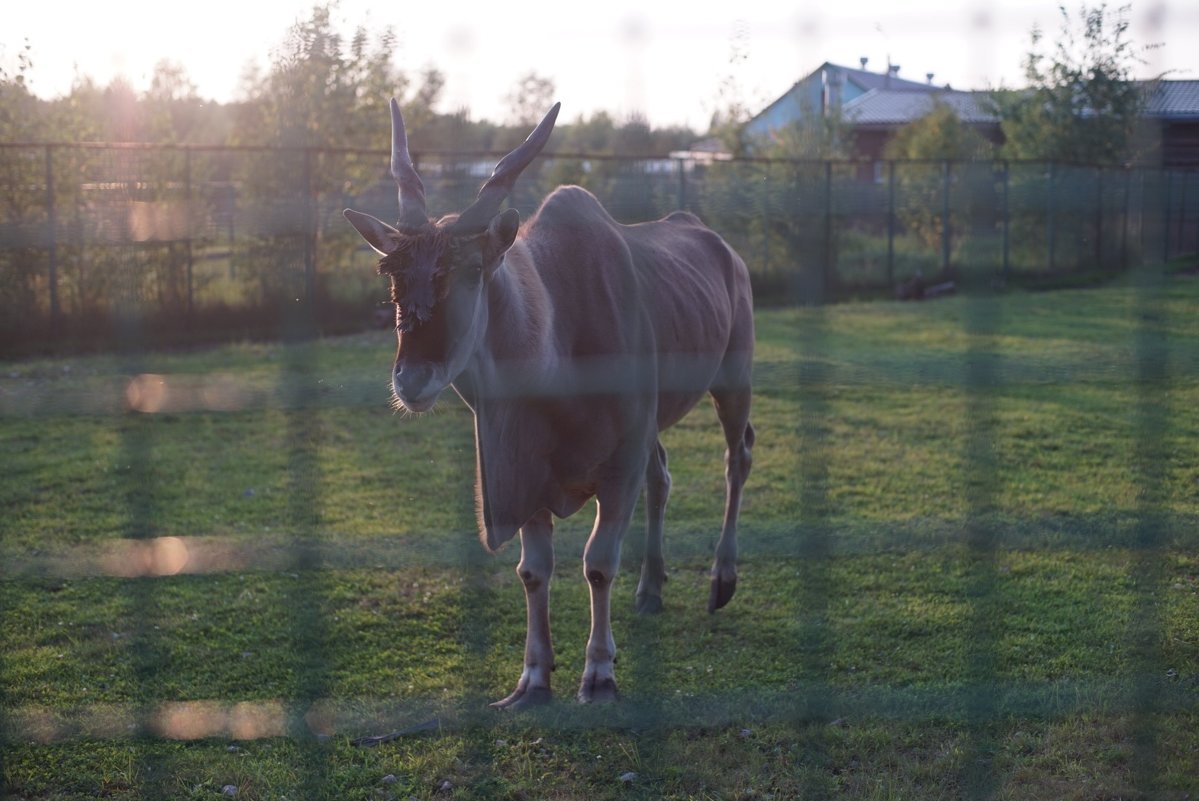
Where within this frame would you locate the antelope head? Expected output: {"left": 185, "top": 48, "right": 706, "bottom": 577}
{"left": 344, "top": 99, "right": 559, "bottom": 412}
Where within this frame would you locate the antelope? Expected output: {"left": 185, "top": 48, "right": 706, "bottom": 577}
{"left": 344, "top": 99, "right": 755, "bottom": 707}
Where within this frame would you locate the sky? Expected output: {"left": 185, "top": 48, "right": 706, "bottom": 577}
{"left": 3, "top": 0, "right": 1197, "bottom": 131}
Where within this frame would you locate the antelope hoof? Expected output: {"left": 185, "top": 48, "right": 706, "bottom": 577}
{"left": 708, "top": 574, "right": 737, "bottom": 613}
{"left": 634, "top": 591, "right": 663, "bottom": 615}
{"left": 577, "top": 677, "right": 619, "bottom": 704}
{"left": 490, "top": 685, "right": 553, "bottom": 711}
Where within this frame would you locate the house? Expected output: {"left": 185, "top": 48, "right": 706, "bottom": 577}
{"left": 742, "top": 60, "right": 1199, "bottom": 172}
{"left": 1145, "top": 80, "right": 1199, "bottom": 169}
{"left": 668, "top": 136, "right": 733, "bottom": 165}
{"left": 838, "top": 89, "right": 1002, "bottom": 163}
{"left": 743, "top": 60, "right": 1001, "bottom": 172}
{"left": 743, "top": 59, "right": 935, "bottom": 141}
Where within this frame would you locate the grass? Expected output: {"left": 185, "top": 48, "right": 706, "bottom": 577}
{"left": 2, "top": 272, "right": 1198, "bottom": 799}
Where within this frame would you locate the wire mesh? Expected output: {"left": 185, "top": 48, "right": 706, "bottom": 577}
{"left": 0, "top": 139, "right": 1195, "bottom": 798}
{"left": 2, "top": 144, "right": 1197, "bottom": 358}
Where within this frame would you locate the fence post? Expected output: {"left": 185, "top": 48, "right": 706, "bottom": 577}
{"left": 676, "top": 157, "right": 687, "bottom": 212}
{"left": 1177, "top": 170, "right": 1188, "bottom": 257}
{"left": 1163, "top": 170, "right": 1173, "bottom": 264}
{"left": 1139, "top": 169, "right": 1148, "bottom": 260}
{"left": 45, "top": 145, "right": 60, "bottom": 327}
{"left": 941, "top": 160, "right": 951, "bottom": 272}
{"left": 1096, "top": 167, "right": 1104, "bottom": 271}
{"left": 1047, "top": 162, "right": 1056, "bottom": 273}
{"left": 887, "top": 160, "right": 896, "bottom": 290}
{"left": 824, "top": 160, "right": 833, "bottom": 300}
{"left": 1122, "top": 167, "right": 1131, "bottom": 269}
{"left": 1192, "top": 173, "right": 1199, "bottom": 256}
{"left": 303, "top": 148, "right": 317, "bottom": 318}
{"left": 184, "top": 148, "right": 195, "bottom": 322}
{"left": 760, "top": 162, "right": 771, "bottom": 279}
{"left": 1001, "top": 161, "right": 1010, "bottom": 282}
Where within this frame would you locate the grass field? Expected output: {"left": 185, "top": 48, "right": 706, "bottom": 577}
{"left": 2, "top": 273, "right": 1198, "bottom": 800}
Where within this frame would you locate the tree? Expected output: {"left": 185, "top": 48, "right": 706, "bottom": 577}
{"left": 0, "top": 41, "right": 48, "bottom": 330}
{"left": 398, "top": 68, "right": 451, "bottom": 154}
{"left": 613, "top": 114, "right": 655, "bottom": 156}
{"left": 758, "top": 112, "right": 851, "bottom": 160}
{"left": 885, "top": 102, "right": 995, "bottom": 163}
{"left": 234, "top": 4, "right": 402, "bottom": 149}
{"left": 998, "top": 3, "right": 1149, "bottom": 166}
{"left": 706, "top": 20, "right": 755, "bottom": 156}
{"left": 504, "top": 72, "right": 557, "bottom": 128}
{"left": 563, "top": 111, "right": 618, "bottom": 152}
{"left": 0, "top": 39, "right": 40, "bottom": 140}
{"left": 228, "top": 4, "right": 409, "bottom": 308}
{"left": 143, "top": 61, "right": 201, "bottom": 143}
{"left": 885, "top": 101, "right": 996, "bottom": 257}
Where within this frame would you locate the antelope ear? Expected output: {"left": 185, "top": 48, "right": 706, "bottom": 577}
{"left": 344, "top": 209, "right": 400, "bottom": 256}
{"left": 486, "top": 208, "right": 521, "bottom": 257}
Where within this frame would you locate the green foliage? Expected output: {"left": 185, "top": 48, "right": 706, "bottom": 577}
{"left": 225, "top": 5, "right": 419, "bottom": 313}
{"left": 0, "top": 50, "right": 113, "bottom": 331}
{"left": 885, "top": 102, "right": 996, "bottom": 258}
{"left": 757, "top": 112, "right": 852, "bottom": 161}
{"left": 704, "top": 107, "right": 851, "bottom": 298}
{"left": 231, "top": 5, "right": 404, "bottom": 150}
{"left": 503, "top": 71, "right": 557, "bottom": 128}
{"left": 998, "top": 3, "right": 1148, "bottom": 165}
{"left": 2, "top": 6, "right": 700, "bottom": 159}
{"left": 705, "top": 20, "right": 756, "bottom": 157}
{"left": 885, "top": 102, "right": 995, "bottom": 163}
{"left": 0, "top": 8, "right": 703, "bottom": 333}
{"left": 0, "top": 44, "right": 47, "bottom": 325}
{"left": 142, "top": 61, "right": 231, "bottom": 145}
{"left": 0, "top": 40, "right": 40, "bottom": 141}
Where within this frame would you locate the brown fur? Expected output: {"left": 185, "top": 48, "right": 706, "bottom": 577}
{"left": 345, "top": 101, "right": 755, "bottom": 706}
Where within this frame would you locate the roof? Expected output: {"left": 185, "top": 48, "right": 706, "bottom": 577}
{"left": 834, "top": 64, "right": 936, "bottom": 94}
{"left": 682, "top": 137, "right": 728, "bottom": 154}
{"left": 669, "top": 137, "right": 733, "bottom": 162}
{"left": 744, "top": 65, "right": 1199, "bottom": 140}
{"left": 1145, "top": 80, "right": 1199, "bottom": 119}
{"left": 844, "top": 89, "right": 999, "bottom": 126}
{"left": 747, "top": 61, "right": 935, "bottom": 128}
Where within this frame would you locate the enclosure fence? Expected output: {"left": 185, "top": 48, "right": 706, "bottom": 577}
{"left": 1, "top": 141, "right": 1196, "bottom": 354}
{"left": 0, "top": 141, "right": 1193, "bottom": 799}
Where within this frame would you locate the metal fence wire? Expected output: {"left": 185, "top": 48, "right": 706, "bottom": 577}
{"left": 0, "top": 142, "right": 1194, "bottom": 799}
{"left": 0, "top": 143, "right": 1196, "bottom": 354}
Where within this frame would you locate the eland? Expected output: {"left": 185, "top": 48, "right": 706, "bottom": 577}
{"left": 344, "top": 99, "right": 755, "bottom": 707}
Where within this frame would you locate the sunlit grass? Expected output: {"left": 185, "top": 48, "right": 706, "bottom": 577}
{"left": 2, "top": 277, "right": 1198, "bottom": 799}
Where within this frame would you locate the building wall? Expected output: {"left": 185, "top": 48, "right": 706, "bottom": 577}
{"left": 1162, "top": 121, "right": 1199, "bottom": 169}
{"left": 743, "top": 68, "right": 872, "bottom": 142}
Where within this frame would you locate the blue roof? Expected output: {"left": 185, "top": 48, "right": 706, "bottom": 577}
{"left": 745, "top": 61, "right": 944, "bottom": 137}
{"left": 743, "top": 67, "right": 1199, "bottom": 140}
{"left": 831, "top": 64, "right": 935, "bottom": 93}
{"left": 1145, "top": 80, "right": 1199, "bottom": 119}
{"left": 843, "top": 89, "right": 999, "bottom": 125}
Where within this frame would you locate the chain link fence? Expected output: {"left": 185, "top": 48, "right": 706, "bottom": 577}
{"left": 1, "top": 142, "right": 1196, "bottom": 355}
{"left": 0, "top": 140, "right": 1195, "bottom": 798}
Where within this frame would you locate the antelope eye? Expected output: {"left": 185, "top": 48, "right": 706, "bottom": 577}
{"left": 461, "top": 256, "right": 484, "bottom": 278}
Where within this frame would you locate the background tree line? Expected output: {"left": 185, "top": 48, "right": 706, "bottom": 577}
{"left": 741, "top": 4, "right": 1150, "bottom": 167}
{"left": 0, "top": 1, "right": 1173, "bottom": 354}
{"left": 1, "top": 7, "right": 698, "bottom": 156}
{"left": 0, "top": 3, "right": 702, "bottom": 353}
{"left": 3, "top": 4, "right": 1153, "bottom": 166}
{"left": 711, "top": 3, "right": 1156, "bottom": 284}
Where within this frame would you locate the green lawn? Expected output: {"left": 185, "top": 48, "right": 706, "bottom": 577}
{"left": 1, "top": 273, "right": 1198, "bottom": 800}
